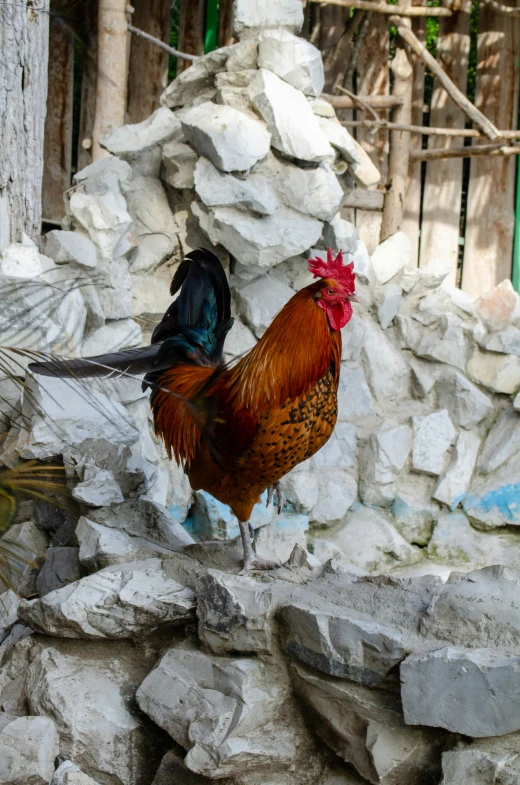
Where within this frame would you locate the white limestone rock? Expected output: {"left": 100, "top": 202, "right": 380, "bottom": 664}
{"left": 233, "top": 0, "right": 304, "bottom": 36}
{"left": 337, "top": 361, "right": 376, "bottom": 421}
{"left": 349, "top": 137, "right": 381, "bottom": 187}
{"left": 277, "top": 162, "right": 344, "bottom": 221}
{"left": 69, "top": 191, "right": 134, "bottom": 263}
{"left": 76, "top": 518, "right": 173, "bottom": 569}
{"left": 361, "top": 321, "right": 410, "bottom": 405}
{"left": 341, "top": 317, "right": 367, "bottom": 362}
{"left": 51, "top": 761, "right": 102, "bottom": 785}
{"left": 359, "top": 423, "right": 412, "bottom": 507}
{"left": 412, "top": 410, "right": 457, "bottom": 476}
{"left": 194, "top": 201, "right": 322, "bottom": 269}
{"left": 436, "top": 369, "right": 493, "bottom": 429}
{"left": 224, "top": 316, "right": 256, "bottom": 358}
{"left": 462, "top": 452, "right": 520, "bottom": 527}
{"left": 414, "top": 313, "right": 467, "bottom": 372}
{"left": 180, "top": 101, "right": 271, "bottom": 172}
{"left": 248, "top": 69, "right": 333, "bottom": 163}
{"left": 0, "top": 235, "right": 55, "bottom": 279}
{"left": 25, "top": 639, "right": 159, "bottom": 785}
{"left": 292, "top": 662, "right": 445, "bottom": 785}
{"left": 194, "top": 156, "right": 278, "bottom": 215}
{"left": 161, "top": 48, "right": 232, "bottom": 109}
{"left": 258, "top": 29, "right": 324, "bottom": 96}
{"left": 125, "top": 176, "right": 177, "bottom": 273}
{"left": 42, "top": 230, "right": 98, "bottom": 269}
{"left": 324, "top": 505, "right": 423, "bottom": 573}
{"left": 467, "top": 347, "right": 520, "bottom": 394}
{"left": 474, "top": 279, "right": 520, "bottom": 329}
{"left": 20, "top": 558, "right": 195, "bottom": 639}
{"left": 74, "top": 156, "right": 132, "bottom": 196}
{"left": 14, "top": 374, "right": 139, "bottom": 460}
{"left": 72, "top": 466, "right": 124, "bottom": 507}
{"left": 427, "top": 513, "right": 520, "bottom": 569}
{"left": 371, "top": 232, "right": 412, "bottom": 285}
{"left": 313, "top": 422, "right": 357, "bottom": 470}
{"left": 317, "top": 117, "right": 360, "bottom": 164}
{"left": 160, "top": 140, "right": 198, "bottom": 189}
{"left": 401, "top": 645, "right": 520, "bottom": 737}
{"left": 377, "top": 284, "right": 404, "bottom": 329}
{"left": 197, "top": 569, "right": 273, "bottom": 654}
{"left": 234, "top": 274, "right": 293, "bottom": 336}
{"left": 441, "top": 736, "right": 520, "bottom": 785}
{"left": 100, "top": 106, "right": 182, "bottom": 176}
{"left": 479, "top": 406, "right": 520, "bottom": 474}
{"left": 282, "top": 470, "right": 320, "bottom": 513}
{"left": 433, "top": 430, "right": 480, "bottom": 508}
{"left": 310, "top": 470, "right": 357, "bottom": 526}
{"left": 81, "top": 318, "right": 142, "bottom": 357}
{"left": 309, "top": 97, "right": 336, "bottom": 118}
{"left": 281, "top": 603, "right": 408, "bottom": 687}
{"left": 322, "top": 216, "right": 358, "bottom": 253}
{"left": 255, "top": 513, "right": 310, "bottom": 563}
{"left": 475, "top": 323, "right": 520, "bottom": 355}
{"left": 0, "top": 715, "right": 59, "bottom": 785}
{"left": 0, "top": 523, "right": 48, "bottom": 598}
{"left": 391, "top": 493, "right": 438, "bottom": 546}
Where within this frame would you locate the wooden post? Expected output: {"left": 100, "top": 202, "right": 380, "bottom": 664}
{"left": 354, "top": 14, "right": 390, "bottom": 252}
{"left": 380, "top": 47, "right": 414, "bottom": 241}
{"left": 127, "top": 0, "right": 171, "bottom": 124}
{"left": 0, "top": 0, "right": 50, "bottom": 247}
{"left": 218, "top": 0, "right": 235, "bottom": 47}
{"left": 419, "top": 2, "right": 470, "bottom": 286}
{"left": 43, "top": 17, "right": 74, "bottom": 224}
{"left": 462, "top": 7, "right": 520, "bottom": 296}
{"left": 177, "top": 0, "right": 205, "bottom": 73}
{"left": 401, "top": 4, "right": 426, "bottom": 266}
{"left": 92, "top": 0, "right": 129, "bottom": 161}
{"left": 77, "top": 0, "right": 98, "bottom": 172}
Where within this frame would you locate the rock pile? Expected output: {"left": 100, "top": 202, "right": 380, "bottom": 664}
{"left": 2, "top": 0, "right": 520, "bottom": 781}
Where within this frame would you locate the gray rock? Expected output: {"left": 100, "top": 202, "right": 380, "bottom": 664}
{"left": 20, "top": 558, "right": 195, "bottom": 639}
{"left": 341, "top": 318, "right": 367, "bottom": 361}
{"left": 292, "top": 662, "right": 445, "bottom": 785}
{"left": 197, "top": 569, "right": 273, "bottom": 654}
{"left": 322, "top": 216, "right": 358, "bottom": 253}
{"left": 161, "top": 48, "right": 232, "bottom": 109}
{"left": 412, "top": 410, "right": 457, "bottom": 476}
{"left": 433, "top": 430, "right": 480, "bottom": 508}
{"left": 361, "top": 321, "right": 410, "bottom": 405}
{"left": 0, "top": 522, "right": 48, "bottom": 597}
{"left": 101, "top": 106, "right": 181, "bottom": 176}
{"left": 161, "top": 140, "right": 198, "bottom": 189}
{"left": 254, "top": 512, "right": 310, "bottom": 563}
{"left": 281, "top": 602, "right": 408, "bottom": 686}
{"left": 233, "top": 0, "right": 304, "bottom": 36}
{"left": 25, "top": 639, "right": 161, "bottom": 785}
{"left": 234, "top": 274, "right": 293, "bottom": 335}
{"left": 313, "top": 422, "right": 357, "bottom": 470}
{"left": 43, "top": 230, "right": 98, "bottom": 268}
{"left": 467, "top": 347, "right": 520, "bottom": 394}
{"left": 377, "top": 284, "right": 404, "bottom": 329}
{"left": 276, "top": 161, "right": 343, "bottom": 221}
{"left": 258, "top": 29, "right": 324, "bottom": 96}
{"left": 137, "top": 644, "right": 299, "bottom": 779}
{"left": 310, "top": 470, "right": 357, "bottom": 526}
{"left": 0, "top": 715, "right": 59, "bottom": 785}
{"left": 436, "top": 370, "right": 493, "bottom": 429}
{"left": 50, "top": 762, "right": 102, "bottom": 785}
{"left": 0, "top": 236, "right": 55, "bottom": 278}
{"left": 74, "top": 155, "right": 132, "bottom": 195}
{"left": 0, "top": 593, "right": 19, "bottom": 640}
{"left": 479, "top": 407, "right": 520, "bottom": 474}
{"left": 249, "top": 69, "right": 333, "bottom": 163}
{"left": 81, "top": 318, "right": 142, "bottom": 357}
{"left": 359, "top": 423, "right": 412, "bottom": 507}
{"left": 317, "top": 117, "right": 360, "bottom": 165}
{"left": 72, "top": 466, "right": 124, "bottom": 507}
{"left": 391, "top": 494, "right": 438, "bottom": 547}
{"left": 223, "top": 316, "right": 256, "bottom": 359}
{"left": 440, "top": 735, "right": 520, "bottom": 785}
{"left": 476, "top": 323, "right": 520, "bottom": 355}
{"left": 180, "top": 101, "right": 271, "bottom": 172}
{"left": 194, "top": 156, "right": 278, "bottom": 214}
{"left": 0, "top": 634, "right": 34, "bottom": 714}
{"left": 69, "top": 191, "right": 134, "bottom": 262}
{"left": 309, "top": 97, "right": 336, "bottom": 118}
{"left": 95, "top": 257, "right": 133, "bottom": 320}
{"left": 401, "top": 645, "right": 520, "bottom": 737}
{"left": 462, "top": 452, "right": 520, "bottom": 528}
{"left": 125, "top": 175, "right": 177, "bottom": 273}
{"left": 414, "top": 314, "right": 467, "bottom": 372}
{"left": 36, "top": 547, "right": 80, "bottom": 597}
{"left": 151, "top": 750, "right": 211, "bottom": 785}
{"left": 348, "top": 138, "right": 381, "bottom": 187}
{"left": 76, "top": 517, "right": 173, "bottom": 568}
{"left": 323, "top": 506, "right": 423, "bottom": 573}
{"left": 63, "top": 438, "right": 148, "bottom": 498}
{"left": 427, "top": 512, "right": 520, "bottom": 567}
{"left": 337, "top": 362, "right": 376, "bottom": 421}
{"left": 282, "top": 469, "right": 319, "bottom": 513}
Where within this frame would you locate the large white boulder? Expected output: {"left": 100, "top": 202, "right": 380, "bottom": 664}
{"left": 180, "top": 101, "right": 271, "bottom": 172}
{"left": 194, "top": 157, "right": 278, "bottom": 215}
{"left": 124, "top": 176, "right": 177, "bottom": 273}
{"left": 233, "top": 0, "right": 304, "bottom": 36}
{"left": 0, "top": 715, "right": 59, "bottom": 785}
{"left": 248, "top": 69, "right": 333, "bottom": 163}
{"left": 258, "top": 29, "right": 324, "bottom": 96}
{"left": 69, "top": 191, "right": 134, "bottom": 263}
{"left": 43, "top": 230, "right": 98, "bottom": 269}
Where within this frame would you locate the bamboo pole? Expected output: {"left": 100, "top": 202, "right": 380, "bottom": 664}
{"left": 306, "top": 0, "right": 452, "bottom": 15}
{"left": 323, "top": 93, "right": 404, "bottom": 109}
{"left": 480, "top": 0, "right": 520, "bottom": 15}
{"left": 380, "top": 42, "right": 414, "bottom": 240}
{"left": 128, "top": 24, "right": 199, "bottom": 61}
{"left": 390, "top": 14, "right": 502, "bottom": 140}
{"left": 410, "top": 143, "right": 520, "bottom": 160}
{"left": 342, "top": 119, "right": 520, "bottom": 137}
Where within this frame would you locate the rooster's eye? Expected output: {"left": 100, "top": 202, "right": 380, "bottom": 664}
{"left": 327, "top": 288, "right": 335, "bottom": 295}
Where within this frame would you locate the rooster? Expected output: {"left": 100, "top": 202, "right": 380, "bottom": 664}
{"left": 29, "top": 248, "right": 357, "bottom": 572}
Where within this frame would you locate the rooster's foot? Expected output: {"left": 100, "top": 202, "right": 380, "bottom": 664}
{"left": 266, "top": 481, "right": 285, "bottom": 515}
{"left": 240, "top": 556, "right": 281, "bottom": 575}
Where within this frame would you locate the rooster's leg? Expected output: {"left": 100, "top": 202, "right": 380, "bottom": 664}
{"left": 238, "top": 519, "right": 280, "bottom": 574}
{"left": 266, "top": 481, "right": 285, "bottom": 514}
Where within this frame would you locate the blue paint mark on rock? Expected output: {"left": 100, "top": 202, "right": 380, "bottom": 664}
{"left": 188, "top": 489, "right": 274, "bottom": 541}
{"left": 462, "top": 482, "right": 520, "bottom": 527}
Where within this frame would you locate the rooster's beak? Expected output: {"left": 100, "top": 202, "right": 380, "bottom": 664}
{"left": 348, "top": 295, "right": 359, "bottom": 303}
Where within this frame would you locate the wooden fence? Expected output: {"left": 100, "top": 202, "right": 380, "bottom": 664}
{"left": 42, "top": 0, "right": 520, "bottom": 298}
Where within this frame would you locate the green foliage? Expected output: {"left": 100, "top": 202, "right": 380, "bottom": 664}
{"left": 466, "top": 0, "right": 480, "bottom": 104}
{"left": 168, "top": 0, "right": 181, "bottom": 84}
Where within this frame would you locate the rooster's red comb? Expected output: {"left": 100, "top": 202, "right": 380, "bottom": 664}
{"left": 308, "top": 248, "right": 356, "bottom": 293}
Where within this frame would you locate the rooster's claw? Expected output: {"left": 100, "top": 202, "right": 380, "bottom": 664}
{"left": 266, "top": 481, "right": 285, "bottom": 514}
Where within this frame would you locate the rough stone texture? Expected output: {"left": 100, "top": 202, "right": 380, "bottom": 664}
{"left": 101, "top": 107, "right": 181, "bottom": 175}
{"left": 194, "top": 156, "right": 278, "bottom": 215}
{"left": 427, "top": 512, "right": 520, "bottom": 568}
{"left": 234, "top": 274, "right": 294, "bottom": 335}
{"left": 161, "top": 141, "right": 198, "bottom": 189}
{"left": 233, "top": 0, "right": 304, "bottom": 36}
{"left": 401, "top": 646, "right": 520, "bottom": 737}
{"left": 440, "top": 735, "right": 520, "bottom": 784}
{"left": 249, "top": 69, "right": 333, "bottom": 162}
{"left": 479, "top": 406, "right": 520, "bottom": 474}
{"left": 51, "top": 761, "right": 102, "bottom": 785}
{"left": 180, "top": 102, "right": 271, "bottom": 172}
{"left": 69, "top": 191, "right": 134, "bottom": 263}
{"left": 0, "top": 715, "right": 59, "bottom": 785}
{"left": 124, "top": 176, "right": 177, "bottom": 273}
{"left": 412, "top": 410, "right": 457, "bottom": 476}
{"left": 36, "top": 547, "right": 80, "bottom": 597}
{"left": 43, "top": 230, "right": 98, "bottom": 268}
{"left": 0, "top": 522, "right": 48, "bottom": 597}
{"left": 436, "top": 370, "right": 493, "bottom": 429}
{"left": 258, "top": 30, "right": 324, "bottom": 96}
{"left": 359, "top": 423, "right": 412, "bottom": 506}
{"left": 462, "top": 452, "right": 520, "bottom": 527}
{"left": 317, "top": 118, "right": 359, "bottom": 165}
{"left": 20, "top": 558, "right": 195, "bottom": 639}
{"left": 81, "top": 318, "right": 142, "bottom": 357}
{"left": 433, "top": 430, "right": 480, "bottom": 507}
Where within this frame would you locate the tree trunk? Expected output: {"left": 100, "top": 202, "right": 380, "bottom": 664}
{"left": 43, "top": 16, "right": 74, "bottom": 224}
{"left": 77, "top": 0, "right": 99, "bottom": 172}
{"left": 127, "top": 0, "right": 171, "bottom": 124}
{"left": 0, "top": 0, "right": 50, "bottom": 248}
{"left": 177, "top": 0, "right": 205, "bottom": 73}
{"left": 218, "top": 0, "right": 235, "bottom": 47}
{"left": 92, "top": 0, "right": 129, "bottom": 161}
